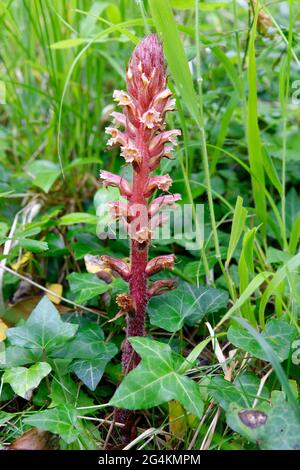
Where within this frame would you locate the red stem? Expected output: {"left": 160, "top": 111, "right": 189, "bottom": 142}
{"left": 122, "top": 129, "right": 149, "bottom": 373}
{"left": 115, "top": 130, "right": 150, "bottom": 440}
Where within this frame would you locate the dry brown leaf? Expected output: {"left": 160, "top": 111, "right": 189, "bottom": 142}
{"left": 7, "top": 429, "right": 59, "bottom": 450}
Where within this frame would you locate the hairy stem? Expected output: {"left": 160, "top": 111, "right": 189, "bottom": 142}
{"left": 122, "top": 130, "right": 149, "bottom": 373}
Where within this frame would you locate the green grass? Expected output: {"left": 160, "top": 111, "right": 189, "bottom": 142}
{"left": 1, "top": 0, "right": 300, "bottom": 451}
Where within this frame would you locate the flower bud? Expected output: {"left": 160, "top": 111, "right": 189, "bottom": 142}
{"left": 126, "top": 34, "right": 166, "bottom": 111}
{"left": 146, "top": 254, "right": 176, "bottom": 276}
{"left": 100, "top": 255, "right": 130, "bottom": 281}
{"left": 148, "top": 279, "right": 177, "bottom": 298}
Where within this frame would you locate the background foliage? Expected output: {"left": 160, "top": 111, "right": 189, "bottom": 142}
{"left": 0, "top": 0, "right": 300, "bottom": 450}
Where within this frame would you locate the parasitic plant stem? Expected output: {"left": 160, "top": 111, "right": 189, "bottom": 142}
{"left": 99, "top": 34, "right": 181, "bottom": 436}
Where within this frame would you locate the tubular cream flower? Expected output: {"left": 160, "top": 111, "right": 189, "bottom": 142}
{"left": 163, "top": 98, "right": 176, "bottom": 113}
{"left": 144, "top": 174, "right": 172, "bottom": 197}
{"left": 140, "top": 108, "right": 162, "bottom": 129}
{"left": 105, "top": 127, "right": 126, "bottom": 147}
{"left": 120, "top": 145, "right": 142, "bottom": 164}
{"left": 113, "top": 90, "right": 133, "bottom": 107}
{"left": 110, "top": 112, "right": 127, "bottom": 127}
{"left": 108, "top": 201, "right": 130, "bottom": 220}
{"left": 152, "top": 89, "right": 174, "bottom": 115}
{"left": 99, "top": 170, "right": 132, "bottom": 197}
{"left": 133, "top": 226, "right": 153, "bottom": 244}
{"left": 149, "top": 193, "right": 181, "bottom": 217}
{"left": 150, "top": 212, "right": 169, "bottom": 230}
{"left": 149, "top": 145, "right": 175, "bottom": 171}
{"left": 153, "top": 88, "right": 172, "bottom": 103}
{"left": 149, "top": 129, "right": 181, "bottom": 153}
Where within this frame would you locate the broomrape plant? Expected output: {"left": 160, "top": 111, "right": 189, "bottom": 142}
{"left": 99, "top": 34, "right": 181, "bottom": 426}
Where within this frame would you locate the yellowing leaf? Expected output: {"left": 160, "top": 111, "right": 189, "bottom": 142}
{"left": 84, "top": 255, "right": 106, "bottom": 274}
{"left": 46, "top": 284, "right": 63, "bottom": 304}
{"left": 168, "top": 400, "right": 187, "bottom": 439}
{"left": 11, "top": 252, "right": 31, "bottom": 271}
{"left": 0, "top": 319, "right": 8, "bottom": 342}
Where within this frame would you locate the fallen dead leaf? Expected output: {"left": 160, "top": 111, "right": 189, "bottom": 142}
{"left": 10, "top": 252, "right": 31, "bottom": 271}
{"left": 46, "top": 283, "right": 63, "bottom": 304}
{"left": 7, "top": 428, "right": 59, "bottom": 450}
{"left": 0, "top": 319, "right": 8, "bottom": 342}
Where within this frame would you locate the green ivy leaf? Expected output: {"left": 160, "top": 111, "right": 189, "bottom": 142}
{"left": 67, "top": 272, "right": 110, "bottom": 304}
{"left": 23, "top": 404, "right": 79, "bottom": 444}
{"left": 226, "top": 391, "right": 300, "bottom": 450}
{"left": 53, "top": 324, "right": 118, "bottom": 390}
{"left": 53, "top": 324, "right": 105, "bottom": 359}
{"left": 109, "top": 337, "right": 204, "bottom": 418}
{"left": 209, "top": 373, "right": 268, "bottom": 412}
{"left": 6, "top": 296, "right": 78, "bottom": 354}
{"left": 148, "top": 282, "right": 228, "bottom": 332}
{"left": 72, "top": 358, "right": 110, "bottom": 391}
{"left": 3, "top": 362, "right": 51, "bottom": 399}
{"left": 4, "top": 346, "right": 43, "bottom": 367}
{"left": 234, "top": 372, "right": 269, "bottom": 403}
{"left": 228, "top": 318, "right": 297, "bottom": 362}
{"left": 50, "top": 371, "right": 94, "bottom": 408}
{"left": 208, "top": 376, "right": 247, "bottom": 411}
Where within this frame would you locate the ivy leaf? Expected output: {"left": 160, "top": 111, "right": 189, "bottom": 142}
{"left": 209, "top": 373, "right": 268, "bottom": 412}
{"left": 228, "top": 318, "right": 297, "bottom": 362}
{"left": 208, "top": 376, "right": 247, "bottom": 412}
{"left": 53, "top": 324, "right": 118, "bottom": 390}
{"left": 53, "top": 324, "right": 105, "bottom": 359}
{"left": 3, "top": 362, "right": 51, "bottom": 399}
{"left": 148, "top": 282, "right": 228, "bottom": 332}
{"left": 226, "top": 391, "right": 300, "bottom": 450}
{"left": 0, "top": 383, "right": 14, "bottom": 402}
{"left": 23, "top": 404, "right": 79, "bottom": 444}
{"left": 50, "top": 372, "right": 94, "bottom": 408}
{"left": 109, "top": 337, "right": 204, "bottom": 418}
{"left": 4, "top": 346, "right": 43, "bottom": 367}
{"left": 67, "top": 272, "right": 110, "bottom": 304}
{"left": 72, "top": 346, "right": 118, "bottom": 392}
{"left": 6, "top": 296, "right": 78, "bottom": 354}
{"left": 234, "top": 372, "right": 269, "bottom": 403}
{"left": 72, "top": 358, "right": 112, "bottom": 391}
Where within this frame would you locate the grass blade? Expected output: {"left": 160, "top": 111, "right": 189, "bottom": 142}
{"left": 247, "top": 5, "right": 267, "bottom": 236}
